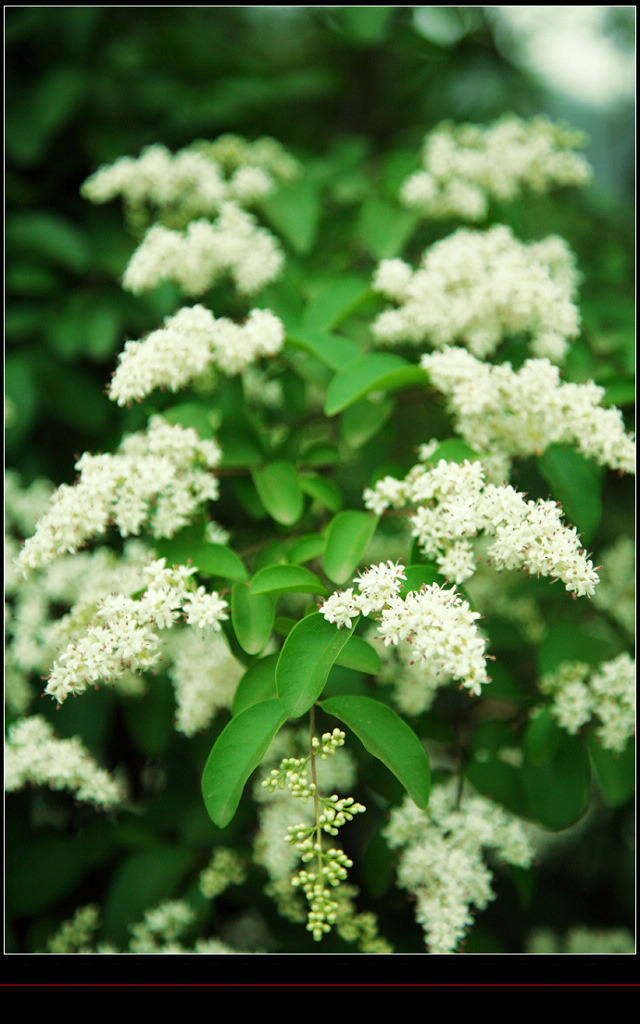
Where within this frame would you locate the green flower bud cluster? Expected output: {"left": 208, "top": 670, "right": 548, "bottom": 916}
{"left": 291, "top": 847, "right": 355, "bottom": 942}
{"left": 263, "top": 727, "right": 366, "bottom": 942}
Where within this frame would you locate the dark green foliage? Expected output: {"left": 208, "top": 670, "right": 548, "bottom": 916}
{"left": 5, "top": 7, "right": 634, "bottom": 963}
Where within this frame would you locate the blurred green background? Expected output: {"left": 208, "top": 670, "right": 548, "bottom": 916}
{"left": 5, "top": 7, "right": 635, "bottom": 961}
{"left": 6, "top": 6, "right": 635, "bottom": 484}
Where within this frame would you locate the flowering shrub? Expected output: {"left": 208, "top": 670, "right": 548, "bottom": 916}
{"left": 6, "top": 114, "right": 635, "bottom": 960}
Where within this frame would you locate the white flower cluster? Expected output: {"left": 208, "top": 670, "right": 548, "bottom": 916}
{"left": 401, "top": 115, "right": 592, "bottom": 222}
{"left": 129, "top": 900, "right": 197, "bottom": 953}
{"left": 199, "top": 847, "right": 246, "bottom": 900}
{"left": 372, "top": 225, "right": 580, "bottom": 361}
{"left": 538, "top": 652, "right": 635, "bottom": 752}
{"left": 81, "top": 136, "right": 300, "bottom": 226}
{"left": 45, "top": 904, "right": 101, "bottom": 954}
{"left": 320, "top": 559, "right": 490, "bottom": 696}
{"left": 43, "top": 559, "right": 228, "bottom": 705}
{"left": 526, "top": 925, "right": 635, "bottom": 955}
{"left": 372, "top": 625, "right": 445, "bottom": 716}
{"left": 17, "top": 416, "right": 222, "bottom": 574}
{"left": 43, "top": 899, "right": 242, "bottom": 955}
{"left": 592, "top": 536, "right": 636, "bottom": 638}
{"left": 122, "top": 203, "right": 284, "bottom": 297}
{"left": 423, "top": 347, "right": 636, "bottom": 474}
{"left": 384, "top": 780, "right": 535, "bottom": 954}
{"left": 165, "top": 627, "right": 244, "bottom": 737}
{"left": 108, "top": 303, "right": 284, "bottom": 406}
{"left": 363, "top": 459, "right": 600, "bottom": 599}
{"left": 4, "top": 715, "right": 124, "bottom": 809}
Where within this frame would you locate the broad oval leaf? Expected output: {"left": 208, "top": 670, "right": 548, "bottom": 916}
{"left": 285, "top": 328, "right": 361, "bottom": 371}
{"left": 537, "top": 443, "right": 604, "bottom": 544}
{"left": 298, "top": 473, "right": 342, "bottom": 512}
{"left": 323, "top": 510, "right": 379, "bottom": 585}
{"left": 286, "top": 533, "right": 325, "bottom": 565}
{"left": 587, "top": 734, "right": 635, "bottom": 808}
{"left": 251, "top": 461, "right": 304, "bottom": 526}
{"left": 320, "top": 695, "right": 431, "bottom": 809}
{"left": 340, "top": 398, "right": 393, "bottom": 449}
{"left": 301, "top": 276, "right": 373, "bottom": 333}
{"left": 422, "top": 439, "right": 481, "bottom": 465}
{"left": 324, "top": 352, "right": 428, "bottom": 416}
{"left": 191, "top": 542, "right": 248, "bottom": 581}
{"left": 276, "top": 612, "right": 356, "bottom": 718}
{"left": 335, "top": 635, "right": 382, "bottom": 675}
{"left": 232, "top": 654, "right": 279, "bottom": 717}
{"left": 400, "top": 563, "right": 446, "bottom": 595}
{"left": 231, "top": 582, "right": 275, "bottom": 655}
{"left": 201, "top": 698, "right": 288, "bottom": 827}
{"left": 249, "top": 563, "right": 329, "bottom": 598}
{"left": 522, "top": 731, "right": 591, "bottom": 831}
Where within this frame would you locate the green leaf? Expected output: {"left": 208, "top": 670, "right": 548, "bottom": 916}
{"left": 340, "top": 398, "right": 393, "bottom": 449}
{"left": 319, "top": 695, "right": 431, "bottom": 809}
{"left": 464, "top": 757, "right": 528, "bottom": 819}
{"left": 276, "top": 612, "right": 356, "bottom": 718}
{"left": 201, "top": 698, "right": 288, "bottom": 827}
{"left": 285, "top": 328, "right": 361, "bottom": 371}
{"left": 302, "top": 276, "right": 373, "bottom": 332}
{"left": 161, "top": 401, "right": 219, "bottom": 439}
{"left": 286, "top": 533, "right": 326, "bottom": 565}
{"left": 249, "top": 563, "right": 329, "bottom": 598}
{"left": 251, "top": 461, "right": 304, "bottom": 526}
{"left": 154, "top": 520, "right": 206, "bottom": 566}
{"left": 298, "top": 473, "right": 342, "bottom": 512}
{"left": 231, "top": 583, "right": 276, "bottom": 655}
{"left": 523, "top": 707, "right": 562, "bottom": 766}
{"left": 260, "top": 177, "right": 321, "bottom": 255}
{"left": 537, "top": 443, "right": 604, "bottom": 544}
{"left": 323, "top": 510, "right": 379, "bottom": 585}
{"left": 538, "top": 622, "right": 617, "bottom": 677}
{"left": 400, "top": 563, "right": 447, "bottom": 595}
{"left": 355, "top": 197, "right": 420, "bottom": 259}
{"left": 334, "top": 635, "right": 382, "bottom": 675}
{"left": 324, "top": 352, "right": 428, "bottom": 416}
{"left": 191, "top": 543, "right": 249, "bottom": 582}
{"left": 232, "top": 654, "right": 279, "bottom": 717}
{"left": 522, "top": 731, "right": 591, "bottom": 830}
{"left": 422, "top": 439, "right": 481, "bottom": 465}
{"left": 6, "top": 211, "right": 91, "bottom": 273}
{"left": 587, "top": 734, "right": 635, "bottom": 807}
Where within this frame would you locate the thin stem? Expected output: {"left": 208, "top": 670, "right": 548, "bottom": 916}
{"left": 309, "top": 706, "right": 324, "bottom": 881}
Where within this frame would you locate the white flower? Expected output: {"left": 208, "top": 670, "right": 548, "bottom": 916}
{"left": 17, "top": 417, "right": 222, "bottom": 574}
{"left": 319, "top": 588, "right": 361, "bottom": 630}
{"left": 42, "top": 559, "right": 229, "bottom": 705}
{"left": 385, "top": 779, "right": 535, "bottom": 953}
{"left": 320, "top": 562, "right": 490, "bottom": 697}
{"left": 538, "top": 653, "right": 635, "bottom": 752}
{"left": 122, "top": 203, "right": 284, "bottom": 297}
{"left": 400, "top": 115, "right": 592, "bottom": 222}
{"left": 5, "top": 715, "right": 124, "bottom": 808}
{"left": 108, "top": 304, "right": 284, "bottom": 406}
{"left": 423, "top": 347, "right": 635, "bottom": 474}
{"left": 373, "top": 225, "right": 580, "bottom": 361}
